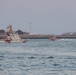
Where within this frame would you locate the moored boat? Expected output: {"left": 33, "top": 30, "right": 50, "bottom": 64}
{"left": 49, "top": 35, "right": 57, "bottom": 41}
{"left": 0, "top": 25, "right": 27, "bottom": 43}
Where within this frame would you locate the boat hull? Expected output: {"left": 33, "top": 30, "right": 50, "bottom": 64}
{"left": 0, "top": 39, "right": 27, "bottom": 43}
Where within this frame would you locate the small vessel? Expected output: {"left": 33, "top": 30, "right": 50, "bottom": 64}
{"left": 23, "top": 39, "right": 28, "bottom": 43}
{"left": 49, "top": 35, "right": 57, "bottom": 41}
{"left": 0, "top": 25, "right": 27, "bottom": 43}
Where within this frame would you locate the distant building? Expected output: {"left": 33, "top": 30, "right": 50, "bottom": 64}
{"left": 16, "top": 30, "right": 29, "bottom": 34}
{"left": 16, "top": 30, "right": 23, "bottom": 34}
{"left": 61, "top": 32, "right": 76, "bottom": 36}
{"left": 0, "top": 29, "right": 6, "bottom": 35}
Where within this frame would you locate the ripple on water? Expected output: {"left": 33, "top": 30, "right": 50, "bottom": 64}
{"left": 0, "top": 55, "right": 5, "bottom": 60}
{"left": 28, "top": 56, "right": 36, "bottom": 59}
{"left": 0, "top": 39, "right": 76, "bottom": 75}
{"left": 47, "top": 56, "right": 54, "bottom": 59}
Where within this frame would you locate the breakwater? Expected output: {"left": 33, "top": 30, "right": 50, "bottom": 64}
{"left": 20, "top": 34, "right": 76, "bottom": 39}
{"left": 0, "top": 34, "right": 76, "bottom": 39}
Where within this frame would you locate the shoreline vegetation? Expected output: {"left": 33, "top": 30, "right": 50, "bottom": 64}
{"left": 0, "top": 29, "right": 76, "bottom": 39}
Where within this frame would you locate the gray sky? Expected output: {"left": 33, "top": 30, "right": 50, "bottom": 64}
{"left": 0, "top": 0, "right": 76, "bottom": 34}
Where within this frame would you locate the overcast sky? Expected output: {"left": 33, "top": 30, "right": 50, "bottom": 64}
{"left": 0, "top": 0, "right": 76, "bottom": 34}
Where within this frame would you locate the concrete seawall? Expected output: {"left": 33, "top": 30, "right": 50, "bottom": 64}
{"left": 0, "top": 34, "right": 76, "bottom": 39}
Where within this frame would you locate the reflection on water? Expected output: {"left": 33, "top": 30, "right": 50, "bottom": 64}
{"left": 0, "top": 39, "right": 76, "bottom": 75}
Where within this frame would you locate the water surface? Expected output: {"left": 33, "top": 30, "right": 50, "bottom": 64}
{"left": 0, "top": 39, "right": 76, "bottom": 75}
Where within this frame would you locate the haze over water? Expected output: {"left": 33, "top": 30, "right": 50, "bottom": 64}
{"left": 0, "top": 0, "right": 76, "bottom": 34}
{"left": 0, "top": 39, "right": 76, "bottom": 75}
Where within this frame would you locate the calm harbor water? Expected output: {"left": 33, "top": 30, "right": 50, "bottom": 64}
{"left": 0, "top": 39, "right": 76, "bottom": 75}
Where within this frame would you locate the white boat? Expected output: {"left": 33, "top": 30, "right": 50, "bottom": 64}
{"left": 0, "top": 25, "right": 27, "bottom": 43}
